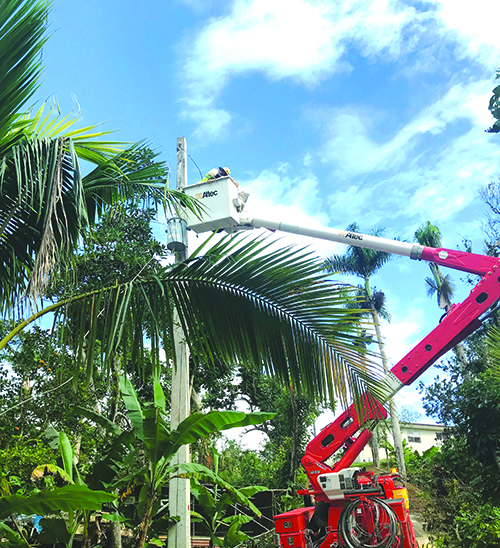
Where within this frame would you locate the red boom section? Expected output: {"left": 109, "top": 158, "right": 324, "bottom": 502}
{"left": 302, "top": 248, "right": 500, "bottom": 478}
{"left": 301, "top": 400, "right": 387, "bottom": 500}
{"left": 392, "top": 248, "right": 500, "bottom": 385}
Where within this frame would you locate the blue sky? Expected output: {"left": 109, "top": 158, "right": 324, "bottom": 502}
{"left": 37, "top": 0, "right": 500, "bottom": 426}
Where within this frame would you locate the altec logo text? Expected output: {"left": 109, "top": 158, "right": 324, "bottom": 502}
{"left": 338, "top": 230, "right": 363, "bottom": 241}
{"left": 195, "top": 190, "right": 218, "bottom": 199}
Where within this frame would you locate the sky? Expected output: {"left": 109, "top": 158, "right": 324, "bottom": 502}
{"left": 36, "top": 0, "right": 500, "bottom": 435}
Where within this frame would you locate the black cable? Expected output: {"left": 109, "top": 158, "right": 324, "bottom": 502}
{"left": 338, "top": 498, "right": 402, "bottom": 548}
{"left": 176, "top": 143, "right": 203, "bottom": 180}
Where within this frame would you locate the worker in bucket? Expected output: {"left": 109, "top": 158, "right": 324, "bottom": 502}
{"left": 200, "top": 166, "right": 230, "bottom": 182}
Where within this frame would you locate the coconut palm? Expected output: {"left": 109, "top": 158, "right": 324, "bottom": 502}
{"left": 0, "top": 228, "right": 391, "bottom": 546}
{"left": 0, "top": 0, "right": 196, "bottom": 313}
{"left": 325, "top": 223, "right": 407, "bottom": 478}
{"left": 414, "top": 221, "right": 468, "bottom": 373}
{"left": 1, "top": 233, "right": 388, "bottom": 411}
{"left": 414, "top": 222, "right": 455, "bottom": 309}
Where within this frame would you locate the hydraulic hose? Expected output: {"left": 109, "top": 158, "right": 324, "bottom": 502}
{"left": 338, "top": 497, "right": 402, "bottom": 548}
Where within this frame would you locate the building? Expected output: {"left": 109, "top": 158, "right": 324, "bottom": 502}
{"left": 355, "top": 422, "right": 445, "bottom": 464}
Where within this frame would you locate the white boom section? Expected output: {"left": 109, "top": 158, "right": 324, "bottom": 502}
{"left": 239, "top": 217, "right": 424, "bottom": 261}
{"left": 183, "top": 177, "right": 423, "bottom": 260}
{"left": 238, "top": 216, "right": 410, "bottom": 400}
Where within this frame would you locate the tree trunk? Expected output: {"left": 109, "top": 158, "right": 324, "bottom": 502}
{"left": 109, "top": 356, "right": 121, "bottom": 424}
{"left": 109, "top": 521, "right": 122, "bottom": 548}
{"left": 73, "top": 436, "right": 82, "bottom": 464}
{"left": 369, "top": 427, "right": 381, "bottom": 468}
{"left": 453, "top": 342, "right": 469, "bottom": 378}
{"left": 137, "top": 494, "right": 156, "bottom": 548}
{"left": 191, "top": 384, "right": 203, "bottom": 412}
{"left": 370, "top": 308, "right": 407, "bottom": 480}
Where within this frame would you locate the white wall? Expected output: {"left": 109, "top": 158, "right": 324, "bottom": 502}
{"left": 355, "top": 422, "right": 444, "bottom": 465}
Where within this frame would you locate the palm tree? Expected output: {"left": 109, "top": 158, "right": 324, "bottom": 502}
{"left": 0, "top": 0, "right": 386, "bottom": 408}
{"left": 414, "top": 222, "right": 468, "bottom": 373}
{"left": 0, "top": 0, "right": 196, "bottom": 313}
{"left": 325, "top": 223, "right": 407, "bottom": 478}
{"left": 1, "top": 233, "right": 388, "bottom": 411}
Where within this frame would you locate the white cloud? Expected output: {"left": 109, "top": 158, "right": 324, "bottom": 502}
{"left": 401, "top": 132, "right": 499, "bottom": 222}
{"left": 179, "top": 0, "right": 418, "bottom": 137}
{"left": 307, "top": 106, "right": 417, "bottom": 178}
{"left": 240, "top": 165, "right": 346, "bottom": 257}
{"left": 431, "top": 0, "right": 500, "bottom": 68}
{"left": 178, "top": 0, "right": 500, "bottom": 138}
{"left": 312, "top": 80, "right": 492, "bottom": 174}
{"left": 310, "top": 80, "right": 500, "bottom": 225}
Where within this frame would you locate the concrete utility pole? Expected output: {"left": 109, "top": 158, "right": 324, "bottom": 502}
{"left": 168, "top": 137, "right": 191, "bottom": 548}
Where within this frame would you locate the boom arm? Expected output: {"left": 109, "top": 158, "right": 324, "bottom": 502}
{"left": 183, "top": 181, "right": 500, "bottom": 496}
{"left": 237, "top": 217, "right": 500, "bottom": 497}
{"left": 183, "top": 179, "right": 496, "bottom": 545}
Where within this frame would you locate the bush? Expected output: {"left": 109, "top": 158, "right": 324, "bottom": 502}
{"left": 453, "top": 503, "right": 500, "bottom": 548}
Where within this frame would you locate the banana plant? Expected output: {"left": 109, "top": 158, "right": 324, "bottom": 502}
{"left": 0, "top": 428, "right": 115, "bottom": 548}
{"left": 79, "top": 375, "right": 274, "bottom": 548}
{"left": 190, "top": 451, "right": 268, "bottom": 548}
{"left": 23, "top": 429, "right": 115, "bottom": 548}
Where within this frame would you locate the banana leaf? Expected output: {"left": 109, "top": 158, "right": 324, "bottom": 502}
{"left": 0, "top": 484, "right": 117, "bottom": 519}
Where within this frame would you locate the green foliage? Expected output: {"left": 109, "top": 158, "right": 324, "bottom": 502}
{"left": 80, "top": 376, "right": 274, "bottom": 548}
{"left": 17, "top": 427, "right": 116, "bottom": 548}
{"left": 325, "top": 223, "right": 393, "bottom": 321}
{"left": 191, "top": 474, "right": 265, "bottom": 548}
{"left": 409, "top": 326, "right": 500, "bottom": 545}
{"left": 0, "top": 319, "right": 107, "bottom": 474}
{"left": 0, "top": 521, "right": 28, "bottom": 547}
{"left": 325, "top": 223, "right": 393, "bottom": 285}
{"left": 0, "top": 484, "right": 116, "bottom": 519}
{"left": 192, "top": 358, "right": 239, "bottom": 411}
{"left": 217, "top": 439, "right": 272, "bottom": 489}
{"left": 54, "top": 204, "right": 168, "bottom": 296}
{"left": 414, "top": 221, "right": 443, "bottom": 248}
{"left": 486, "top": 68, "right": 500, "bottom": 133}
{"left": 381, "top": 437, "right": 414, "bottom": 469}
{"left": 2, "top": 232, "right": 385, "bottom": 413}
{"left": 422, "top": 360, "right": 500, "bottom": 481}
{"left": 452, "top": 503, "right": 500, "bottom": 547}
{"left": 415, "top": 221, "right": 455, "bottom": 310}
{"left": 0, "top": 439, "right": 56, "bottom": 494}
{"left": 238, "top": 363, "right": 324, "bottom": 489}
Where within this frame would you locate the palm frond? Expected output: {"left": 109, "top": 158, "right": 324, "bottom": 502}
{"left": 414, "top": 221, "right": 442, "bottom": 248}
{"left": 1, "top": 234, "right": 387, "bottom": 411}
{"left": 0, "top": 0, "right": 49, "bottom": 152}
{"left": 425, "top": 276, "right": 438, "bottom": 297}
{"left": 372, "top": 289, "right": 391, "bottom": 322}
{"left": 0, "top": 134, "right": 198, "bottom": 312}
{"left": 324, "top": 254, "right": 360, "bottom": 277}
{"left": 486, "top": 327, "right": 500, "bottom": 381}
{"left": 438, "top": 274, "right": 455, "bottom": 309}
{"left": 0, "top": 137, "right": 81, "bottom": 309}
{"left": 425, "top": 273, "right": 454, "bottom": 309}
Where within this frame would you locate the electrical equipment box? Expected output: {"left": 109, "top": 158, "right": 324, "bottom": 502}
{"left": 183, "top": 177, "right": 241, "bottom": 233}
{"left": 318, "top": 469, "right": 360, "bottom": 500}
{"left": 274, "top": 507, "right": 314, "bottom": 548}
{"left": 274, "top": 507, "right": 314, "bottom": 534}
